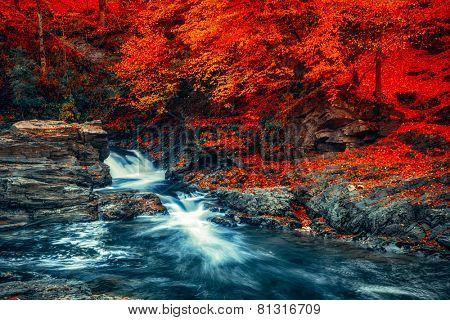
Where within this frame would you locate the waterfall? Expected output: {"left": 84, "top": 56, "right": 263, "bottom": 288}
{"left": 103, "top": 150, "right": 166, "bottom": 190}
{"left": 103, "top": 150, "right": 249, "bottom": 267}
{"left": 105, "top": 150, "right": 165, "bottom": 181}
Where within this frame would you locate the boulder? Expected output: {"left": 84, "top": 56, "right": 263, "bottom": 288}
{"left": 0, "top": 272, "right": 92, "bottom": 300}
{"left": 398, "top": 130, "right": 449, "bottom": 154}
{"left": 0, "top": 272, "right": 126, "bottom": 300}
{"left": 317, "top": 108, "right": 354, "bottom": 130}
{"left": 287, "top": 102, "right": 387, "bottom": 153}
{"left": 410, "top": 97, "right": 440, "bottom": 110}
{"left": 95, "top": 192, "right": 167, "bottom": 220}
{"left": 395, "top": 92, "right": 417, "bottom": 105}
{"left": 215, "top": 187, "right": 294, "bottom": 217}
{"left": 210, "top": 211, "right": 301, "bottom": 230}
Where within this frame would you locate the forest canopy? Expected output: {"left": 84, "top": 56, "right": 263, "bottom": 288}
{"left": 0, "top": 0, "right": 448, "bottom": 126}
{"left": 115, "top": 0, "right": 448, "bottom": 118}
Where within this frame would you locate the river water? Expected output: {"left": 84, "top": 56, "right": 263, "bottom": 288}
{"left": 0, "top": 149, "right": 449, "bottom": 299}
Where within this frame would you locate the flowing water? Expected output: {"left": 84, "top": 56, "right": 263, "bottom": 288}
{"left": 0, "top": 149, "right": 449, "bottom": 299}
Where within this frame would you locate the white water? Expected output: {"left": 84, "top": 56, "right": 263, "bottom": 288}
{"left": 103, "top": 150, "right": 250, "bottom": 267}
{"left": 104, "top": 150, "right": 166, "bottom": 184}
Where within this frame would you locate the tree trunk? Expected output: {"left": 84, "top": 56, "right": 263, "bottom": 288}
{"left": 99, "top": 0, "right": 107, "bottom": 27}
{"left": 374, "top": 45, "right": 382, "bottom": 99}
{"left": 352, "top": 67, "right": 359, "bottom": 87}
{"left": 14, "top": 0, "right": 20, "bottom": 10}
{"left": 36, "top": 0, "right": 47, "bottom": 76}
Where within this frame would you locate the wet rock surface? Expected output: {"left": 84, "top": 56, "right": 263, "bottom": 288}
{"left": 215, "top": 187, "right": 294, "bottom": 217}
{"left": 210, "top": 187, "right": 304, "bottom": 231}
{"left": 210, "top": 211, "right": 301, "bottom": 231}
{"left": 290, "top": 170, "right": 449, "bottom": 255}
{"left": 95, "top": 192, "right": 168, "bottom": 220}
{"left": 0, "top": 272, "right": 125, "bottom": 300}
{"left": 0, "top": 272, "right": 92, "bottom": 300}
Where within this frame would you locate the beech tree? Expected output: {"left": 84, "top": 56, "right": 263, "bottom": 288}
{"left": 36, "top": 0, "right": 47, "bottom": 76}
{"left": 302, "top": 0, "right": 416, "bottom": 100}
{"left": 99, "top": 0, "right": 107, "bottom": 27}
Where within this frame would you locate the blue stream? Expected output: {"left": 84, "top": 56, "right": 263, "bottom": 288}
{"left": 0, "top": 149, "right": 449, "bottom": 299}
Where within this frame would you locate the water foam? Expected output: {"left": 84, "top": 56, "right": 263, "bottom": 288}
{"left": 104, "top": 150, "right": 249, "bottom": 267}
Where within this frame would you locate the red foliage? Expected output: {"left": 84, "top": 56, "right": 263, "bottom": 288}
{"left": 0, "top": 1, "right": 448, "bottom": 212}
{"left": 113, "top": 0, "right": 449, "bottom": 115}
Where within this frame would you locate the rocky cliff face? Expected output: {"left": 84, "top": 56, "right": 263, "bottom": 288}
{"left": 0, "top": 120, "right": 111, "bottom": 227}
{"left": 291, "top": 173, "right": 450, "bottom": 251}
{"left": 211, "top": 176, "right": 449, "bottom": 254}
{"left": 0, "top": 120, "right": 165, "bottom": 229}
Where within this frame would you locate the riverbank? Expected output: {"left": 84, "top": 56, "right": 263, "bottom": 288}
{"left": 1, "top": 147, "right": 449, "bottom": 300}
{"left": 1, "top": 119, "right": 448, "bottom": 256}
{"left": 170, "top": 149, "right": 449, "bottom": 258}
{"left": 125, "top": 120, "right": 449, "bottom": 258}
{"left": 0, "top": 120, "right": 449, "bottom": 300}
